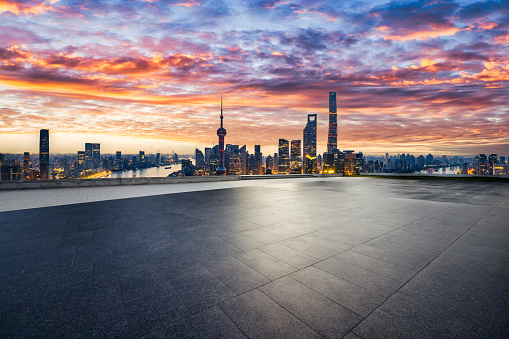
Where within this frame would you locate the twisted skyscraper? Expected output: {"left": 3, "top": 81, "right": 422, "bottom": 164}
{"left": 327, "top": 92, "right": 337, "bottom": 152}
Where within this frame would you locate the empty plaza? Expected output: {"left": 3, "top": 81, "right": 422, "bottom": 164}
{"left": 0, "top": 177, "right": 508, "bottom": 338}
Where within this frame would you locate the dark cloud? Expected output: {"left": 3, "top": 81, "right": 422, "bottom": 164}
{"left": 0, "top": 47, "right": 23, "bottom": 60}
{"left": 371, "top": 0, "right": 459, "bottom": 30}
{"left": 457, "top": 0, "right": 509, "bottom": 22}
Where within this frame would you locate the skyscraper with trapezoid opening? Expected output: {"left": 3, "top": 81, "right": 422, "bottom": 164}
{"left": 327, "top": 92, "right": 337, "bottom": 152}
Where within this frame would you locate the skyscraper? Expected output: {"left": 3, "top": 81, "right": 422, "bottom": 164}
{"left": 39, "top": 129, "right": 49, "bottom": 180}
{"left": 92, "top": 143, "right": 100, "bottom": 167}
{"left": 265, "top": 155, "right": 273, "bottom": 172}
{"left": 195, "top": 148, "right": 205, "bottom": 167}
{"left": 278, "top": 139, "right": 289, "bottom": 174}
{"left": 488, "top": 154, "right": 497, "bottom": 175}
{"left": 327, "top": 92, "right": 337, "bottom": 152}
{"left": 216, "top": 98, "right": 227, "bottom": 175}
{"left": 290, "top": 140, "right": 302, "bottom": 174}
{"left": 116, "top": 151, "right": 122, "bottom": 170}
{"left": 477, "top": 154, "right": 487, "bottom": 175}
{"left": 254, "top": 145, "right": 262, "bottom": 175}
{"left": 139, "top": 150, "right": 145, "bottom": 167}
{"left": 85, "top": 143, "right": 93, "bottom": 169}
{"left": 23, "top": 152, "right": 30, "bottom": 180}
{"left": 303, "top": 114, "right": 317, "bottom": 174}
{"left": 77, "top": 151, "right": 85, "bottom": 172}
{"left": 204, "top": 147, "right": 211, "bottom": 174}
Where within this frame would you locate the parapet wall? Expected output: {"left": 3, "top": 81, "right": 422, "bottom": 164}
{"left": 0, "top": 175, "right": 241, "bottom": 190}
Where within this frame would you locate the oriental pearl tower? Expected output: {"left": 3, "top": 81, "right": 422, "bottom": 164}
{"left": 216, "top": 97, "right": 227, "bottom": 175}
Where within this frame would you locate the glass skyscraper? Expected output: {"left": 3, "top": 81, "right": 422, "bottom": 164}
{"left": 327, "top": 92, "right": 337, "bottom": 152}
{"left": 39, "top": 129, "right": 49, "bottom": 180}
{"left": 278, "top": 139, "right": 290, "bottom": 174}
{"left": 303, "top": 114, "right": 317, "bottom": 174}
{"left": 290, "top": 140, "right": 302, "bottom": 174}
{"left": 23, "top": 152, "right": 30, "bottom": 180}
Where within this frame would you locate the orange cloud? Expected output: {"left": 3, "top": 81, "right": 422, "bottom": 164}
{"left": 173, "top": 1, "right": 200, "bottom": 7}
{"left": 461, "top": 61, "right": 509, "bottom": 82}
{"left": 494, "top": 34, "right": 509, "bottom": 44}
{"left": 375, "top": 24, "right": 460, "bottom": 41}
{"left": 478, "top": 22, "right": 497, "bottom": 30}
{"left": 0, "top": 0, "right": 58, "bottom": 15}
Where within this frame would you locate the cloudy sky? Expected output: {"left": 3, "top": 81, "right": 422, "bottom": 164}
{"left": 0, "top": 0, "right": 508, "bottom": 156}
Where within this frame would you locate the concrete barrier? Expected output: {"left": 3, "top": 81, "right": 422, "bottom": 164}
{"left": 0, "top": 175, "right": 241, "bottom": 190}
{"left": 240, "top": 174, "right": 317, "bottom": 180}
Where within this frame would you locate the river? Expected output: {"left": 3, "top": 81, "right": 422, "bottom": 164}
{"left": 418, "top": 166, "right": 461, "bottom": 175}
{"left": 106, "top": 166, "right": 175, "bottom": 178}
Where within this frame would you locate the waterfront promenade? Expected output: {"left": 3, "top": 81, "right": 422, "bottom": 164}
{"left": 1, "top": 177, "right": 508, "bottom": 338}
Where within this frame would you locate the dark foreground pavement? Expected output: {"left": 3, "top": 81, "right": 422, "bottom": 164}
{"left": 1, "top": 177, "right": 508, "bottom": 338}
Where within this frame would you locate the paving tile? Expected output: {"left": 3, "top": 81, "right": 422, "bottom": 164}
{"left": 258, "top": 243, "right": 319, "bottom": 269}
{"left": 219, "top": 289, "right": 321, "bottom": 339}
{"left": 336, "top": 250, "right": 416, "bottom": 282}
{"left": 233, "top": 249, "right": 297, "bottom": 280}
{"left": 353, "top": 309, "right": 429, "bottom": 339}
{"left": 352, "top": 244, "right": 431, "bottom": 270}
{"left": 56, "top": 286, "right": 129, "bottom": 338}
{"left": 279, "top": 237, "right": 337, "bottom": 260}
{"left": 290, "top": 266, "right": 385, "bottom": 317}
{"left": 298, "top": 233, "right": 353, "bottom": 252}
{"left": 315, "top": 256, "right": 402, "bottom": 297}
{"left": 171, "top": 264, "right": 236, "bottom": 313}
{"left": 260, "top": 277, "right": 362, "bottom": 338}
{"left": 239, "top": 228, "right": 284, "bottom": 245}
{"left": 218, "top": 233, "right": 264, "bottom": 251}
{"left": 192, "top": 236, "right": 242, "bottom": 258}
{"left": 342, "top": 332, "right": 363, "bottom": 339}
{"left": 206, "top": 256, "right": 270, "bottom": 294}
{"left": 23, "top": 246, "right": 76, "bottom": 274}
{"left": 378, "top": 291, "right": 473, "bottom": 338}
{"left": 165, "top": 306, "right": 246, "bottom": 338}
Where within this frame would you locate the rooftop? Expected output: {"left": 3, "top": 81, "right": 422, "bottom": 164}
{"left": 0, "top": 177, "right": 508, "bottom": 338}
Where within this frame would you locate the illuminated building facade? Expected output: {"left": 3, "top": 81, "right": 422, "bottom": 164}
{"left": 39, "top": 129, "right": 49, "bottom": 180}
{"left": 216, "top": 99, "right": 227, "bottom": 175}
{"left": 195, "top": 149, "right": 205, "bottom": 168}
{"left": 290, "top": 140, "right": 302, "bottom": 174}
{"left": 92, "top": 143, "right": 100, "bottom": 167}
{"left": 265, "top": 155, "right": 273, "bottom": 172}
{"left": 303, "top": 114, "right": 317, "bottom": 174}
{"left": 489, "top": 154, "right": 497, "bottom": 174}
{"left": 85, "top": 143, "right": 92, "bottom": 169}
{"left": 204, "top": 147, "right": 211, "bottom": 174}
{"left": 323, "top": 152, "right": 335, "bottom": 174}
{"left": 327, "top": 92, "right": 337, "bottom": 152}
{"left": 116, "top": 151, "right": 122, "bottom": 170}
{"left": 476, "top": 154, "right": 487, "bottom": 175}
{"left": 278, "top": 139, "right": 290, "bottom": 174}
{"left": 254, "top": 145, "right": 262, "bottom": 175}
{"left": 77, "top": 151, "right": 85, "bottom": 172}
{"left": 139, "top": 151, "right": 145, "bottom": 167}
{"left": 23, "top": 152, "right": 30, "bottom": 180}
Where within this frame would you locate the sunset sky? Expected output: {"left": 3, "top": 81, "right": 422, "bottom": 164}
{"left": 1, "top": 0, "right": 508, "bottom": 156}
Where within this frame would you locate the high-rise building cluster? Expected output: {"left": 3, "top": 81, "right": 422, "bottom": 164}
{"left": 1, "top": 92, "right": 508, "bottom": 181}
{"left": 0, "top": 128, "right": 177, "bottom": 180}
{"left": 361, "top": 153, "right": 509, "bottom": 175}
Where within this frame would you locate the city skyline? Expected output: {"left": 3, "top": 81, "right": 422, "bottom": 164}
{"left": 0, "top": 0, "right": 508, "bottom": 155}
